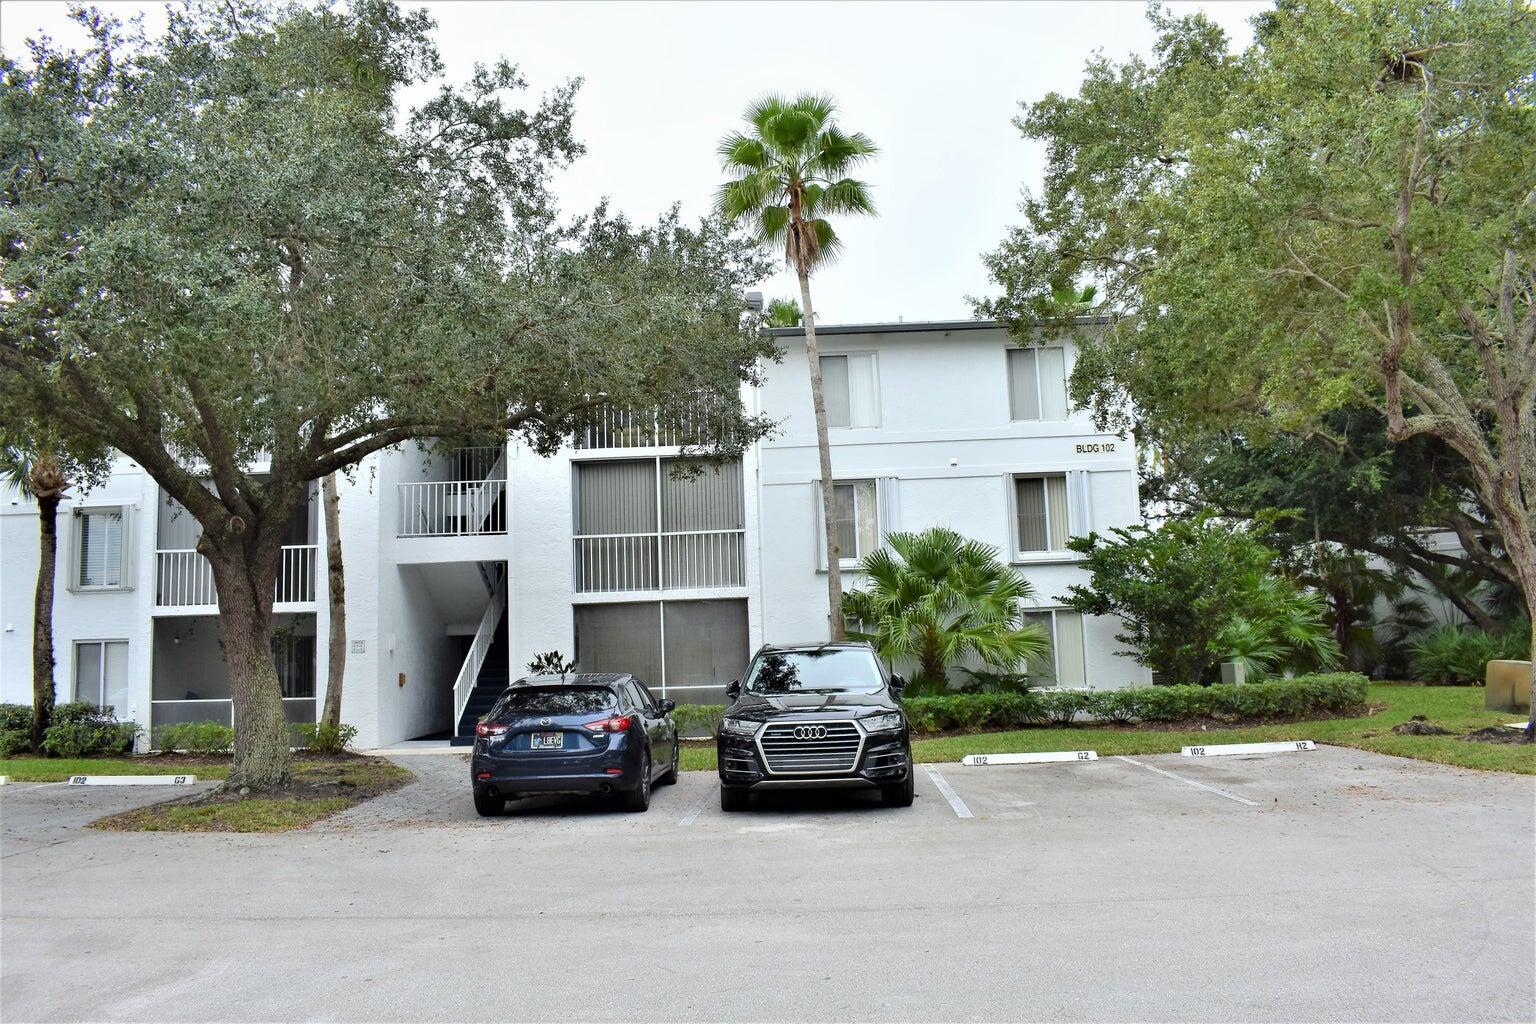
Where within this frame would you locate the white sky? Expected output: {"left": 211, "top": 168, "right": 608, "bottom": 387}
{"left": 1, "top": 0, "right": 1267, "bottom": 324}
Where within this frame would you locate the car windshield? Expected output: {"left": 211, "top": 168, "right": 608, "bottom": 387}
{"left": 494, "top": 687, "right": 616, "bottom": 718}
{"left": 744, "top": 649, "right": 885, "bottom": 694}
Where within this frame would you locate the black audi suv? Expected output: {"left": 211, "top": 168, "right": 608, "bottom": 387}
{"left": 715, "top": 642, "right": 913, "bottom": 811}
{"left": 470, "top": 673, "right": 678, "bottom": 816}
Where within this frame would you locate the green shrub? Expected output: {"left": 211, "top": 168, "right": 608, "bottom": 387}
{"left": 654, "top": 675, "right": 1368, "bottom": 740}
{"left": 899, "top": 674, "right": 1366, "bottom": 733}
{"left": 0, "top": 703, "right": 32, "bottom": 756}
{"left": 153, "top": 721, "right": 235, "bottom": 754}
{"left": 1409, "top": 625, "right": 1509, "bottom": 685}
{"left": 42, "top": 703, "right": 138, "bottom": 757}
{"left": 672, "top": 703, "right": 725, "bottom": 739}
{"left": 292, "top": 721, "right": 358, "bottom": 753}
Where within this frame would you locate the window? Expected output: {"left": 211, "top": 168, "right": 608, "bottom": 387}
{"left": 1013, "top": 474, "right": 1071, "bottom": 553}
{"left": 1021, "top": 611, "right": 1087, "bottom": 687}
{"left": 74, "top": 640, "right": 129, "bottom": 714}
{"left": 833, "top": 480, "right": 878, "bottom": 565}
{"left": 76, "top": 507, "right": 127, "bottom": 589}
{"left": 572, "top": 458, "right": 746, "bottom": 592}
{"left": 819, "top": 353, "right": 879, "bottom": 427}
{"left": 573, "top": 599, "right": 748, "bottom": 704}
{"left": 1007, "top": 347, "right": 1069, "bottom": 420}
{"left": 816, "top": 478, "right": 898, "bottom": 570}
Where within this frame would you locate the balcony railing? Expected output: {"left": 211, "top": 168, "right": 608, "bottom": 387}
{"left": 155, "top": 545, "right": 318, "bottom": 608}
{"left": 575, "top": 401, "right": 740, "bottom": 450}
{"left": 397, "top": 479, "right": 507, "bottom": 537}
{"left": 573, "top": 529, "right": 745, "bottom": 593}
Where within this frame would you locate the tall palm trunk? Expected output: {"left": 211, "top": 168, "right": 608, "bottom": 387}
{"left": 320, "top": 473, "right": 347, "bottom": 729}
{"left": 30, "top": 492, "right": 60, "bottom": 752}
{"left": 796, "top": 267, "right": 845, "bottom": 641}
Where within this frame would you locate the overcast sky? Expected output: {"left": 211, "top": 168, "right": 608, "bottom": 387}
{"left": 2, "top": 0, "right": 1268, "bottom": 324}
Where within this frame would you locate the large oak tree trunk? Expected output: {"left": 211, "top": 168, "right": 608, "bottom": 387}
{"left": 204, "top": 538, "right": 291, "bottom": 789}
{"left": 320, "top": 473, "right": 346, "bottom": 729}
{"left": 30, "top": 494, "right": 60, "bottom": 753}
{"left": 797, "top": 269, "right": 845, "bottom": 641}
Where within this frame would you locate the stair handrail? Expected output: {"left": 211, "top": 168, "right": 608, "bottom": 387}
{"left": 453, "top": 568, "right": 508, "bottom": 732}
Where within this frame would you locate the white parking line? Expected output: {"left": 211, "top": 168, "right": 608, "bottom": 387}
{"left": 923, "top": 764, "right": 974, "bottom": 819}
{"left": 677, "top": 790, "right": 710, "bottom": 826}
{"left": 1115, "top": 755, "right": 1258, "bottom": 806}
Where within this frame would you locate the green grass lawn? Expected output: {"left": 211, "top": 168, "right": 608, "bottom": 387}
{"left": 1, "top": 757, "right": 233, "bottom": 783}
{"left": 679, "top": 686, "right": 1533, "bottom": 775}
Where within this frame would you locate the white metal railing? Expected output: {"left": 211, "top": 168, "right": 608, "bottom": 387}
{"left": 573, "top": 529, "right": 745, "bottom": 593}
{"left": 575, "top": 401, "right": 740, "bottom": 450}
{"left": 397, "top": 479, "right": 507, "bottom": 537}
{"left": 397, "top": 448, "right": 508, "bottom": 537}
{"left": 454, "top": 570, "right": 507, "bottom": 730}
{"left": 155, "top": 545, "right": 319, "bottom": 607}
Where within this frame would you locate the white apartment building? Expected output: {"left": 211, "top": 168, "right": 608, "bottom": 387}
{"left": 0, "top": 319, "right": 1149, "bottom": 749}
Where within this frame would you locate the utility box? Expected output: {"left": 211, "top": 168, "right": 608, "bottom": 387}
{"left": 1219, "top": 661, "right": 1247, "bottom": 686}
{"left": 1485, "top": 660, "right": 1532, "bottom": 712}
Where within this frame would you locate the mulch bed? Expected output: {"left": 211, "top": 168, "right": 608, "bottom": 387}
{"left": 1462, "top": 726, "right": 1534, "bottom": 745}
{"left": 91, "top": 754, "right": 412, "bottom": 832}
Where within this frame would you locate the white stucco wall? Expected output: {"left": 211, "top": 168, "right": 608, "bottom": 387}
{"left": 1, "top": 319, "right": 1152, "bottom": 751}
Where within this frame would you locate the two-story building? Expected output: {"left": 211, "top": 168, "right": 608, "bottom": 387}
{"left": 0, "top": 318, "right": 1149, "bottom": 749}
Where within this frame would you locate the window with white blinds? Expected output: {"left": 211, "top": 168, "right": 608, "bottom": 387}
{"left": 1013, "top": 475, "right": 1071, "bottom": 553}
{"left": 74, "top": 639, "right": 130, "bottom": 713}
{"left": 815, "top": 477, "right": 899, "bottom": 569}
{"left": 1007, "top": 347, "right": 1069, "bottom": 421}
{"left": 819, "top": 353, "right": 879, "bottom": 428}
{"left": 1022, "top": 610, "right": 1087, "bottom": 687}
{"left": 77, "top": 508, "right": 126, "bottom": 588}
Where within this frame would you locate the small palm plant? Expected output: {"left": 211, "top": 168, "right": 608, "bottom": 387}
{"left": 765, "top": 297, "right": 802, "bottom": 327}
{"left": 841, "top": 527, "right": 1049, "bottom": 685}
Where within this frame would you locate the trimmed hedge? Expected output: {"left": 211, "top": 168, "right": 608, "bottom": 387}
{"left": 152, "top": 720, "right": 235, "bottom": 754}
{"left": 42, "top": 702, "right": 139, "bottom": 757}
{"left": 667, "top": 674, "right": 1368, "bottom": 738}
{"left": 0, "top": 703, "right": 32, "bottom": 756}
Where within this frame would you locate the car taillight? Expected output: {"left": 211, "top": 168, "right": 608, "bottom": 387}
{"left": 583, "top": 715, "right": 632, "bottom": 733}
{"left": 476, "top": 721, "right": 508, "bottom": 737}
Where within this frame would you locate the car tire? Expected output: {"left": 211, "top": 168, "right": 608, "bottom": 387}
{"left": 658, "top": 739, "right": 680, "bottom": 785}
{"left": 719, "top": 785, "right": 750, "bottom": 812}
{"left": 622, "top": 750, "right": 652, "bottom": 812}
{"left": 881, "top": 768, "right": 915, "bottom": 808}
{"left": 473, "top": 790, "right": 506, "bottom": 817}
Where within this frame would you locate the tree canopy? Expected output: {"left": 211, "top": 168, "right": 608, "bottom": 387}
{"left": 0, "top": 0, "right": 777, "bottom": 785}
{"left": 979, "top": 0, "right": 1536, "bottom": 671}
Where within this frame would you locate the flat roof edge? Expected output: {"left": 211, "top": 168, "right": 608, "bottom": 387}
{"left": 766, "top": 316, "right": 1107, "bottom": 338}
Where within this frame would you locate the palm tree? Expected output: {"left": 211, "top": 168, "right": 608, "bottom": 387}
{"left": 717, "top": 93, "right": 877, "bottom": 640}
{"left": 841, "top": 527, "right": 1049, "bottom": 684}
{"left": 765, "top": 297, "right": 803, "bottom": 327}
{"left": 0, "top": 438, "right": 70, "bottom": 752}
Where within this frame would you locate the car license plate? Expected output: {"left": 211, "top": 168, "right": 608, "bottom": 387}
{"left": 531, "top": 732, "right": 563, "bottom": 750}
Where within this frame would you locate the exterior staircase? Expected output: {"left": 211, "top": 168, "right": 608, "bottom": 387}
{"left": 449, "top": 608, "right": 509, "bottom": 746}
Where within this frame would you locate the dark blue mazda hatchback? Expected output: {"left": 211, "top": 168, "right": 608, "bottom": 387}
{"left": 470, "top": 673, "right": 678, "bottom": 816}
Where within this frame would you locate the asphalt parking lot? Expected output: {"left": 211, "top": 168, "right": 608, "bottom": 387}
{"left": 2, "top": 745, "right": 1532, "bottom": 1023}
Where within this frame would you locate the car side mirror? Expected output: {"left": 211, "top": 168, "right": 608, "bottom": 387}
{"left": 657, "top": 699, "right": 676, "bottom": 714}
{"left": 725, "top": 679, "right": 741, "bottom": 700}
{"left": 890, "top": 674, "right": 907, "bottom": 695}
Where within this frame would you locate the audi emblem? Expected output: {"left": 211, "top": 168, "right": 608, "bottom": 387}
{"left": 792, "top": 725, "right": 829, "bottom": 740}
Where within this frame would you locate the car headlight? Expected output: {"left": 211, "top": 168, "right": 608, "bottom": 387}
{"left": 720, "top": 717, "right": 759, "bottom": 737}
{"left": 861, "top": 711, "right": 903, "bottom": 733}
